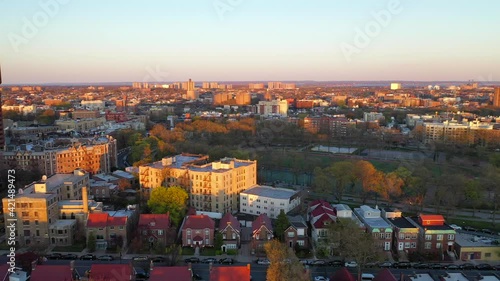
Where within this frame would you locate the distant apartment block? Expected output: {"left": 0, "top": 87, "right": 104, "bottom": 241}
{"left": 302, "top": 115, "right": 353, "bottom": 137}
{"left": 423, "top": 120, "right": 499, "bottom": 145}
{"left": 390, "top": 83, "right": 402, "bottom": 90}
{"left": 257, "top": 99, "right": 288, "bottom": 117}
{"left": 2, "top": 136, "right": 117, "bottom": 176}
{"left": 239, "top": 185, "right": 300, "bottom": 218}
{"left": 268, "top": 82, "right": 296, "bottom": 90}
{"left": 1, "top": 170, "right": 90, "bottom": 247}
{"left": 363, "top": 112, "right": 385, "bottom": 122}
{"left": 248, "top": 83, "right": 265, "bottom": 89}
{"left": 55, "top": 117, "right": 106, "bottom": 132}
{"left": 81, "top": 100, "right": 105, "bottom": 110}
{"left": 72, "top": 110, "right": 100, "bottom": 119}
{"left": 139, "top": 154, "right": 257, "bottom": 213}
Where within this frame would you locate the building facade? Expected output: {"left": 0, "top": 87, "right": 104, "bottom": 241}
{"left": 407, "top": 215, "right": 456, "bottom": 256}
{"left": 354, "top": 205, "right": 393, "bottom": 251}
{"left": 219, "top": 212, "right": 241, "bottom": 251}
{"left": 139, "top": 154, "right": 257, "bottom": 213}
{"left": 180, "top": 215, "right": 215, "bottom": 248}
{"left": 239, "top": 185, "right": 300, "bottom": 219}
{"left": 251, "top": 214, "right": 273, "bottom": 253}
{"left": 257, "top": 100, "right": 288, "bottom": 117}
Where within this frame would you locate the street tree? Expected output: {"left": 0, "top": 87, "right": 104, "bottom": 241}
{"left": 264, "top": 240, "right": 310, "bottom": 281}
{"left": 328, "top": 161, "right": 356, "bottom": 203}
{"left": 214, "top": 232, "right": 224, "bottom": 251}
{"left": 147, "top": 186, "right": 189, "bottom": 226}
{"left": 87, "top": 232, "right": 97, "bottom": 253}
{"left": 464, "top": 179, "right": 482, "bottom": 217}
{"left": 274, "top": 210, "right": 290, "bottom": 242}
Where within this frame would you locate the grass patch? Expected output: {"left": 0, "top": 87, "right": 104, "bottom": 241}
{"left": 181, "top": 247, "right": 195, "bottom": 255}
{"left": 52, "top": 243, "right": 86, "bottom": 252}
{"left": 200, "top": 248, "right": 216, "bottom": 256}
{"left": 369, "top": 160, "right": 399, "bottom": 173}
{"left": 447, "top": 218, "right": 500, "bottom": 232}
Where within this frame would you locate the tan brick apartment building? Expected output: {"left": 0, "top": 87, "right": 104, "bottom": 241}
{"left": 139, "top": 154, "right": 257, "bottom": 213}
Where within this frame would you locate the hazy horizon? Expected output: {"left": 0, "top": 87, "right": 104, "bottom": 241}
{"left": 1, "top": 0, "right": 500, "bottom": 84}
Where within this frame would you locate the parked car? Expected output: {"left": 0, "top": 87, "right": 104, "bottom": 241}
{"left": 378, "top": 262, "right": 392, "bottom": 268}
{"left": 328, "top": 260, "right": 344, "bottom": 267}
{"left": 135, "top": 268, "right": 149, "bottom": 281}
{"left": 132, "top": 256, "right": 149, "bottom": 261}
{"left": 184, "top": 257, "right": 200, "bottom": 263}
{"left": 459, "top": 263, "right": 475, "bottom": 270}
{"left": 46, "top": 253, "right": 63, "bottom": 260}
{"left": 394, "top": 262, "right": 411, "bottom": 269}
{"left": 481, "top": 229, "right": 495, "bottom": 235}
{"left": 449, "top": 224, "right": 462, "bottom": 230}
{"left": 476, "top": 263, "right": 494, "bottom": 270}
{"left": 344, "top": 261, "right": 358, "bottom": 268}
{"left": 429, "top": 263, "right": 443, "bottom": 269}
{"left": 150, "top": 256, "right": 167, "bottom": 263}
{"left": 219, "top": 258, "right": 235, "bottom": 264}
{"left": 300, "top": 259, "right": 312, "bottom": 265}
{"left": 314, "top": 276, "right": 330, "bottom": 281}
{"left": 361, "top": 273, "right": 375, "bottom": 281}
{"left": 97, "top": 255, "right": 114, "bottom": 261}
{"left": 80, "top": 254, "right": 96, "bottom": 260}
{"left": 493, "top": 264, "right": 500, "bottom": 271}
{"left": 445, "top": 264, "right": 460, "bottom": 270}
{"left": 312, "top": 260, "right": 326, "bottom": 266}
{"left": 61, "top": 254, "right": 78, "bottom": 260}
{"left": 463, "top": 226, "right": 477, "bottom": 232}
{"left": 257, "top": 259, "right": 271, "bottom": 265}
{"left": 413, "top": 263, "right": 429, "bottom": 269}
{"left": 202, "top": 257, "right": 217, "bottom": 264}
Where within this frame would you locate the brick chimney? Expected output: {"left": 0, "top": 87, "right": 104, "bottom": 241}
{"left": 82, "top": 186, "right": 89, "bottom": 213}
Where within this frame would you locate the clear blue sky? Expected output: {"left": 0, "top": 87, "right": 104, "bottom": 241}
{"left": 1, "top": 0, "right": 499, "bottom": 84}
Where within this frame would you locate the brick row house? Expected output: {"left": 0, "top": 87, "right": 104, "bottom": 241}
{"left": 86, "top": 213, "right": 128, "bottom": 250}
{"left": 284, "top": 215, "right": 308, "bottom": 249}
{"left": 181, "top": 215, "right": 215, "bottom": 248}
{"left": 251, "top": 213, "right": 273, "bottom": 254}
{"left": 219, "top": 212, "right": 241, "bottom": 252}
{"left": 353, "top": 205, "right": 393, "bottom": 251}
{"left": 308, "top": 200, "right": 337, "bottom": 243}
{"left": 382, "top": 208, "right": 419, "bottom": 254}
{"left": 138, "top": 213, "right": 171, "bottom": 248}
{"left": 407, "top": 214, "right": 456, "bottom": 258}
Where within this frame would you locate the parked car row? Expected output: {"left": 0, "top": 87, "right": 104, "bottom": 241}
{"left": 184, "top": 257, "right": 235, "bottom": 264}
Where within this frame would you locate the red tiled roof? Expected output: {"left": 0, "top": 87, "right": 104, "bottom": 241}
{"left": 373, "top": 268, "right": 397, "bottom": 281}
{"left": 87, "top": 213, "right": 127, "bottom": 228}
{"left": 252, "top": 213, "right": 272, "bottom": 233}
{"left": 87, "top": 213, "right": 109, "bottom": 228}
{"left": 149, "top": 266, "right": 192, "bottom": 281}
{"left": 309, "top": 199, "right": 332, "bottom": 209}
{"left": 330, "top": 267, "right": 356, "bottom": 281}
{"left": 310, "top": 205, "right": 335, "bottom": 218}
{"left": 108, "top": 216, "right": 127, "bottom": 226}
{"left": 30, "top": 265, "right": 73, "bottom": 281}
{"left": 210, "top": 265, "right": 251, "bottom": 281}
{"left": 312, "top": 213, "right": 336, "bottom": 229}
{"left": 139, "top": 213, "right": 170, "bottom": 228}
{"left": 182, "top": 215, "right": 215, "bottom": 230}
{"left": 219, "top": 213, "right": 240, "bottom": 233}
{"left": 90, "top": 264, "right": 132, "bottom": 281}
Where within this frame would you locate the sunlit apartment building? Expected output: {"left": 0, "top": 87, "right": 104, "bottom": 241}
{"left": 257, "top": 99, "right": 289, "bottom": 117}
{"left": 423, "top": 120, "right": 496, "bottom": 145}
{"left": 1, "top": 169, "right": 91, "bottom": 247}
{"left": 139, "top": 154, "right": 257, "bottom": 213}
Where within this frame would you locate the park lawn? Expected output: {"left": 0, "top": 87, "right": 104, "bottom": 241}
{"left": 52, "top": 243, "right": 86, "bottom": 252}
{"left": 200, "top": 248, "right": 217, "bottom": 256}
{"left": 369, "top": 160, "right": 399, "bottom": 173}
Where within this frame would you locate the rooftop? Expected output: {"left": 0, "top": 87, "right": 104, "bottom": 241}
{"left": 241, "top": 185, "right": 298, "bottom": 199}
{"left": 408, "top": 273, "right": 434, "bottom": 281}
{"left": 454, "top": 232, "right": 500, "bottom": 248}
{"left": 386, "top": 217, "right": 418, "bottom": 229}
{"left": 146, "top": 154, "right": 206, "bottom": 169}
{"left": 149, "top": 266, "right": 192, "bottom": 281}
{"left": 441, "top": 273, "right": 469, "bottom": 281}
{"left": 50, "top": 219, "right": 76, "bottom": 228}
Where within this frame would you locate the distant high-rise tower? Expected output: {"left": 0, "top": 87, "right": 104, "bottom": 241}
{"left": 186, "top": 78, "right": 198, "bottom": 100}
{"left": 0, "top": 66, "right": 4, "bottom": 150}
{"left": 494, "top": 88, "right": 500, "bottom": 107}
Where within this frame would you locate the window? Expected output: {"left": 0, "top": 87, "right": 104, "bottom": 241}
{"left": 405, "top": 242, "right": 410, "bottom": 248}
{"left": 287, "top": 232, "right": 295, "bottom": 238}
{"left": 411, "top": 242, "right": 416, "bottom": 248}
{"left": 436, "top": 243, "right": 441, "bottom": 249}
{"left": 425, "top": 235, "right": 432, "bottom": 240}
{"left": 187, "top": 230, "right": 191, "bottom": 236}
{"left": 385, "top": 233, "right": 391, "bottom": 239}
{"left": 232, "top": 233, "right": 236, "bottom": 239}
{"left": 448, "top": 234, "right": 454, "bottom": 240}
{"left": 297, "top": 240, "right": 305, "bottom": 246}
{"left": 399, "top": 233, "right": 405, "bottom": 239}
{"left": 205, "top": 238, "right": 209, "bottom": 245}
{"left": 23, "top": 220, "right": 30, "bottom": 226}
{"left": 158, "top": 230, "right": 163, "bottom": 235}
{"left": 485, "top": 253, "right": 491, "bottom": 257}
{"left": 424, "top": 242, "right": 431, "bottom": 249}
{"left": 35, "top": 220, "right": 39, "bottom": 225}
{"left": 436, "top": 234, "right": 443, "bottom": 240}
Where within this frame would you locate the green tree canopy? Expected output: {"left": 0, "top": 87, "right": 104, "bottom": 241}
{"left": 274, "top": 210, "right": 290, "bottom": 242}
{"left": 147, "top": 186, "right": 189, "bottom": 226}
{"left": 264, "top": 240, "right": 309, "bottom": 281}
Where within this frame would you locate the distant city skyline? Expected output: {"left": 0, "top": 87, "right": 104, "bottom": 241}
{"left": 1, "top": 0, "right": 500, "bottom": 84}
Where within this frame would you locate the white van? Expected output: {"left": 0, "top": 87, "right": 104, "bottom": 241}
{"left": 361, "top": 273, "right": 375, "bottom": 281}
